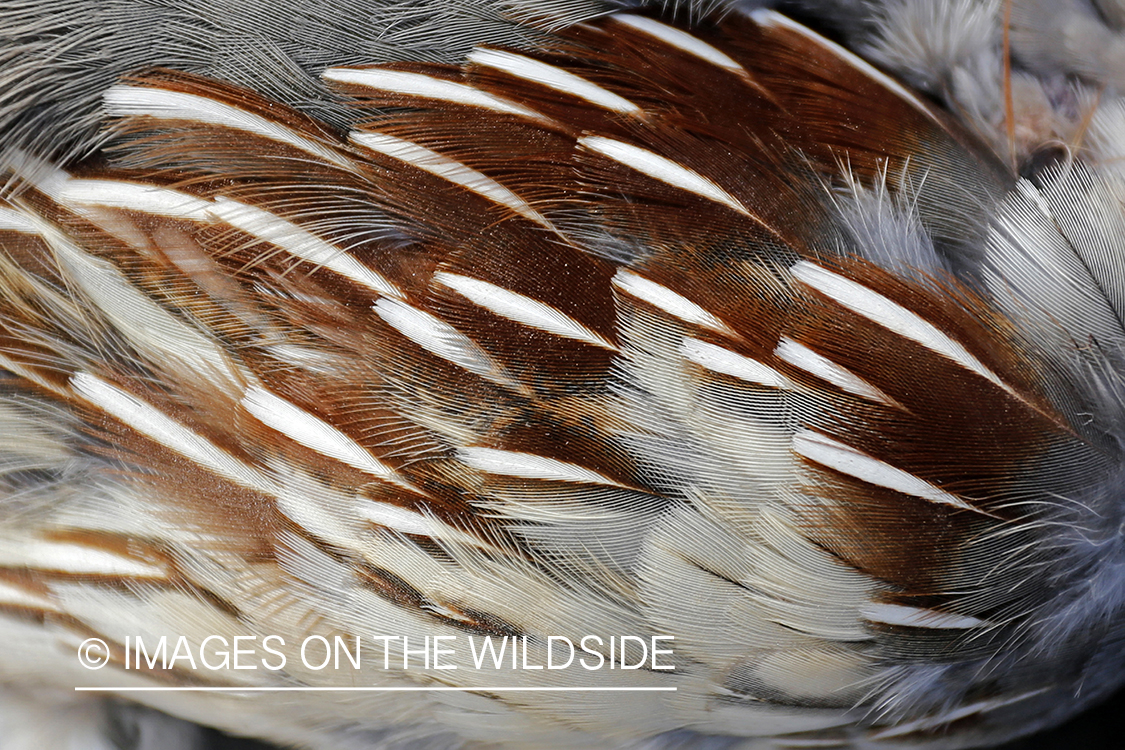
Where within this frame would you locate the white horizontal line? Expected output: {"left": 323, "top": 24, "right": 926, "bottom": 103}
{"left": 75, "top": 686, "right": 677, "bottom": 692}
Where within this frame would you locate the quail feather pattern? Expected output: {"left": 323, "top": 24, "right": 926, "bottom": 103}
{"left": 3, "top": 1, "right": 1125, "bottom": 749}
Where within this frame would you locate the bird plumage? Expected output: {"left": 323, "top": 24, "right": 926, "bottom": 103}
{"left": 2, "top": 2, "right": 1125, "bottom": 749}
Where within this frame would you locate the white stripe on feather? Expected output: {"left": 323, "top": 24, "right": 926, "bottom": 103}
{"left": 241, "top": 386, "right": 404, "bottom": 484}
{"left": 70, "top": 372, "right": 272, "bottom": 494}
{"left": 0, "top": 207, "right": 38, "bottom": 234}
{"left": 435, "top": 271, "right": 616, "bottom": 350}
{"left": 792, "top": 430, "right": 980, "bottom": 513}
{"left": 361, "top": 501, "right": 441, "bottom": 536}
{"left": 681, "top": 338, "right": 793, "bottom": 389}
{"left": 775, "top": 338, "right": 892, "bottom": 404}
{"left": 322, "top": 67, "right": 544, "bottom": 119}
{"left": 459, "top": 447, "right": 626, "bottom": 487}
{"left": 613, "top": 270, "right": 734, "bottom": 334}
{"left": 374, "top": 298, "right": 515, "bottom": 389}
{"left": 3, "top": 149, "right": 71, "bottom": 196}
{"left": 0, "top": 579, "right": 57, "bottom": 612}
{"left": 614, "top": 15, "right": 747, "bottom": 75}
{"left": 860, "top": 602, "right": 986, "bottom": 630}
{"left": 358, "top": 501, "right": 484, "bottom": 542}
{"left": 0, "top": 539, "right": 165, "bottom": 579}
{"left": 209, "top": 197, "right": 403, "bottom": 297}
{"left": 749, "top": 9, "right": 939, "bottom": 124}
{"left": 790, "top": 261, "right": 1011, "bottom": 394}
{"left": 349, "top": 132, "right": 550, "bottom": 228}
{"left": 467, "top": 48, "right": 642, "bottom": 114}
{"left": 579, "top": 136, "right": 750, "bottom": 216}
{"left": 59, "top": 180, "right": 212, "bottom": 221}
{"left": 103, "top": 85, "right": 355, "bottom": 170}
{"left": 267, "top": 344, "right": 341, "bottom": 375}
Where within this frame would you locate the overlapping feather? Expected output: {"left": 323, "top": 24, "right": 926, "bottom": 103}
{"left": 1, "top": 3, "right": 1125, "bottom": 750}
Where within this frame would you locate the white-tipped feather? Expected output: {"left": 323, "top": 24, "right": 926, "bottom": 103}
{"left": 70, "top": 373, "right": 272, "bottom": 494}
{"left": 750, "top": 8, "right": 940, "bottom": 124}
{"left": 2, "top": 5, "right": 1125, "bottom": 750}
{"left": 790, "top": 261, "right": 1012, "bottom": 394}
{"left": 361, "top": 501, "right": 466, "bottom": 541}
{"left": 36, "top": 221, "right": 245, "bottom": 390}
{"left": 613, "top": 16, "right": 747, "bottom": 75}
{"left": 860, "top": 602, "right": 987, "bottom": 630}
{"left": 0, "top": 539, "right": 166, "bottom": 579}
{"left": 59, "top": 180, "right": 213, "bottom": 221}
{"left": 374, "top": 297, "right": 515, "bottom": 388}
{"left": 0, "top": 208, "right": 38, "bottom": 234}
{"left": 0, "top": 580, "right": 58, "bottom": 612}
